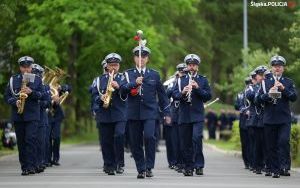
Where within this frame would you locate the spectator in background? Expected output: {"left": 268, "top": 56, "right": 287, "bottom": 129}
{"left": 205, "top": 109, "right": 218, "bottom": 139}
{"left": 218, "top": 109, "right": 228, "bottom": 140}
{"left": 227, "top": 110, "right": 238, "bottom": 130}
{"left": 218, "top": 109, "right": 228, "bottom": 131}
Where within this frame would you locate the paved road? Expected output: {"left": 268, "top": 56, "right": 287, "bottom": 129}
{"left": 0, "top": 144, "right": 300, "bottom": 188}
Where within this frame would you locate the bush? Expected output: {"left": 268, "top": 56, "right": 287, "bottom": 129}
{"left": 291, "top": 124, "right": 300, "bottom": 160}
{"left": 229, "top": 120, "right": 241, "bottom": 150}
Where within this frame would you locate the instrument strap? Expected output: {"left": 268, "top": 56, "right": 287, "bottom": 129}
{"left": 124, "top": 72, "right": 130, "bottom": 83}
{"left": 178, "top": 77, "right": 182, "bottom": 93}
{"left": 10, "top": 76, "right": 19, "bottom": 96}
{"left": 262, "top": 80, "right": 267, "bottom": 94}
{"left": 96, "top": 76, "right": 102, "bottom": 95}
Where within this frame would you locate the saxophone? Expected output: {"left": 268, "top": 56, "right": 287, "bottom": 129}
{"left": 103, "top": 70, "right": 115, "bottom": 108}
{"left": 17, "top": 77, "right": 29, "bottom": 114}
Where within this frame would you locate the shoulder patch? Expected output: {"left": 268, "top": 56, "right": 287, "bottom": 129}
{"left": 283, "top": 76, "right": 293, "bottom": 82}
{"left": 148, "top": 69, "right": 160, "bottom": 76}
{"left": 150, "top": 68, "right": 159, "bottom": 73}
{"left": 126, "top": 68, "right": 135, "bottom": 72}
{"left": 12, "top": 74, "right": 21, "bottom": 79}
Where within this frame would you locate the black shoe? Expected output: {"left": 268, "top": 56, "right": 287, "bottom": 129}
{"left": 255, "top": 170, "right": 262, "bottom": 175}
{"left": 41, "top": 165, "right": 46, "bottom": 170}
{"left": 116, "top": 166, "right": 124, "bottom": 174}
{"left": 177, "top": 168, "right": 183, "bottom": 173}
{"left": 137, "top": 171, "right": 145, "bottom": 179}
{"left": 265, "top": 171, "right": 272, "bottom": 177}
{"left": 245, "top": 166, "right": 249, "bottom": 170}
{"left": 28, "top": 169, "right": 36, "bottom": 175}
{"left": 21, "top": 170, "right": 29, "bottom": 176}
{"left": 52, "top": 161, "right": 60, "bottom": 166}
{"left": 146, "top": 169, "right": 153, "bottom": 177}
{"left": 272, "top": 173, "right": 280, "bottom": 178}
{"left": 195, "top": 168, "right": 204, "bottom": 175}
{"left": 169, "top": 165, "right": 175, "bottom": 170}
{"left": 46, "top": 163, "right": 52, "bottom": 167}
{"left": 107, "top": 170, "right": 115, "bottom": 175}
{"left": 183, "top": 170, "right": 193, "bottom": 176}
{"left": 35, "top": 167, "right": 44, "bottom": 173}
{"left": 281, "top": 169, "right": 290, "bottom": 176}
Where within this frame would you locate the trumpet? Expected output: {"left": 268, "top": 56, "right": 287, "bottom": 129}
{"left": 268, "top": 74, "right": 282, "bottom": 104}
{"left": 103, "top": 70, "right": 115, "bottom": 108}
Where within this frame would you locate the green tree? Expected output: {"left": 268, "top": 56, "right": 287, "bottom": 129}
{"left": 216, "top": 47, "right": 279, "bottom": 97}
{"left": 15, "top": 0, "right": 198, "bottom": 135}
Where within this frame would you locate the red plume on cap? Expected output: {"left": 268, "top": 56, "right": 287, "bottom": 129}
{"left": 133, "top": 35, "right": 140, "bottom": 41}
{"left": 130, "top": 87, "right": 139, "bottom": 96}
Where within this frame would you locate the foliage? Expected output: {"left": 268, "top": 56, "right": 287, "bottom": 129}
{"left": 291, "top": 124, "right": 300, "bottom": 160}
{"left": 216, "top": 48, "right": 279, "bottom": 96}
{"left": 288, "top": 10, "right": 300, "bottom": 84}
{"left": 0, "top": 0, "right": 299, "bottom": 136}
{"left": 229, "top": 120, "right": 241, "bottom": 150}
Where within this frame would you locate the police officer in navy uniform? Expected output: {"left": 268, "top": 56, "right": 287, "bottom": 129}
{"left": 4, "top": 56, "right": 43, "bottom": 175}
{"left": 245, "top": 71, "right": 258, "bottom": 172}
{"left": 43, "top": 75, "right": 52, "bottom": 168}
{"left": 32, "top": 64, "right": 52, "bottom": 173}
{"left": 234, "top": 77, "right": 251, "bottom": 169}
{"left": 257, "top": 55, "right": 297, "bottom": 178}
{"left": 91, "top": 53, "right": 127, "bottom": 175}
{"left": 218, "top": 109, "right": 228, "bottom": 132}
{"left": 165, "top": 63, "right": 186, "bottom": 171}
{"left": 89, "top": 59, "right": 109, "bottom": 173}
{"left": 249, "top": 66, "right": 268, "bottom": 174}
{"left": 172, "top": 54, "right": 212, "bottom": 176}
{"left": 120, "top": 46, "right": 171, "bottom": 179}
{"left": 48, "top": 84, "right": 70, "bottom": 166}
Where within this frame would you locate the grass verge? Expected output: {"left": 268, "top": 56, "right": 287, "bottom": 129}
{"left": 205, "top": 139, "right": 240, "bottom": 151}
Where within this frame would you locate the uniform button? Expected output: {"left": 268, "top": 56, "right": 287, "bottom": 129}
{"left": 141, "top": 99, "right": 143, "bottom": 102}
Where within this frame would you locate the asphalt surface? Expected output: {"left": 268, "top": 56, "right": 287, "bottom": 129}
{"left": 0, "top": 143, "right": 300, "bottom": 188}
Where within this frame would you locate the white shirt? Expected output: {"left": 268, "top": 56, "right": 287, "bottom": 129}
{"left": 136, "top": 66, "right": 146, "bottom": 74}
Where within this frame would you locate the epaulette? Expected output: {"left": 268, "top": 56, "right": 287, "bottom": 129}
{"left": 125, "top": 68, "right": 135, "bottom": 72}
{"left": 282, "top": 76, "right": 292, "bottom": 82}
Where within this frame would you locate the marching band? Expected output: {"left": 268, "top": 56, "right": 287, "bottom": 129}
{"left": 3, "top": 30, "right": 297, "bottom": 179}
{"left": 4, "top": 57, "right": 70, "bottom": 175}
{"left": 235, "top": 55, "right": 297, "bottom": 178}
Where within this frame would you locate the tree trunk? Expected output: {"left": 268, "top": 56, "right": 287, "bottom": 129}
{"left": 64, "top": 31, "right": 81, "bottom": 135}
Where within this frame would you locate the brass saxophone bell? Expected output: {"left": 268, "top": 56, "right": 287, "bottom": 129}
{"left": 103, "top": 70, "right": 115, "bottom": 108}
